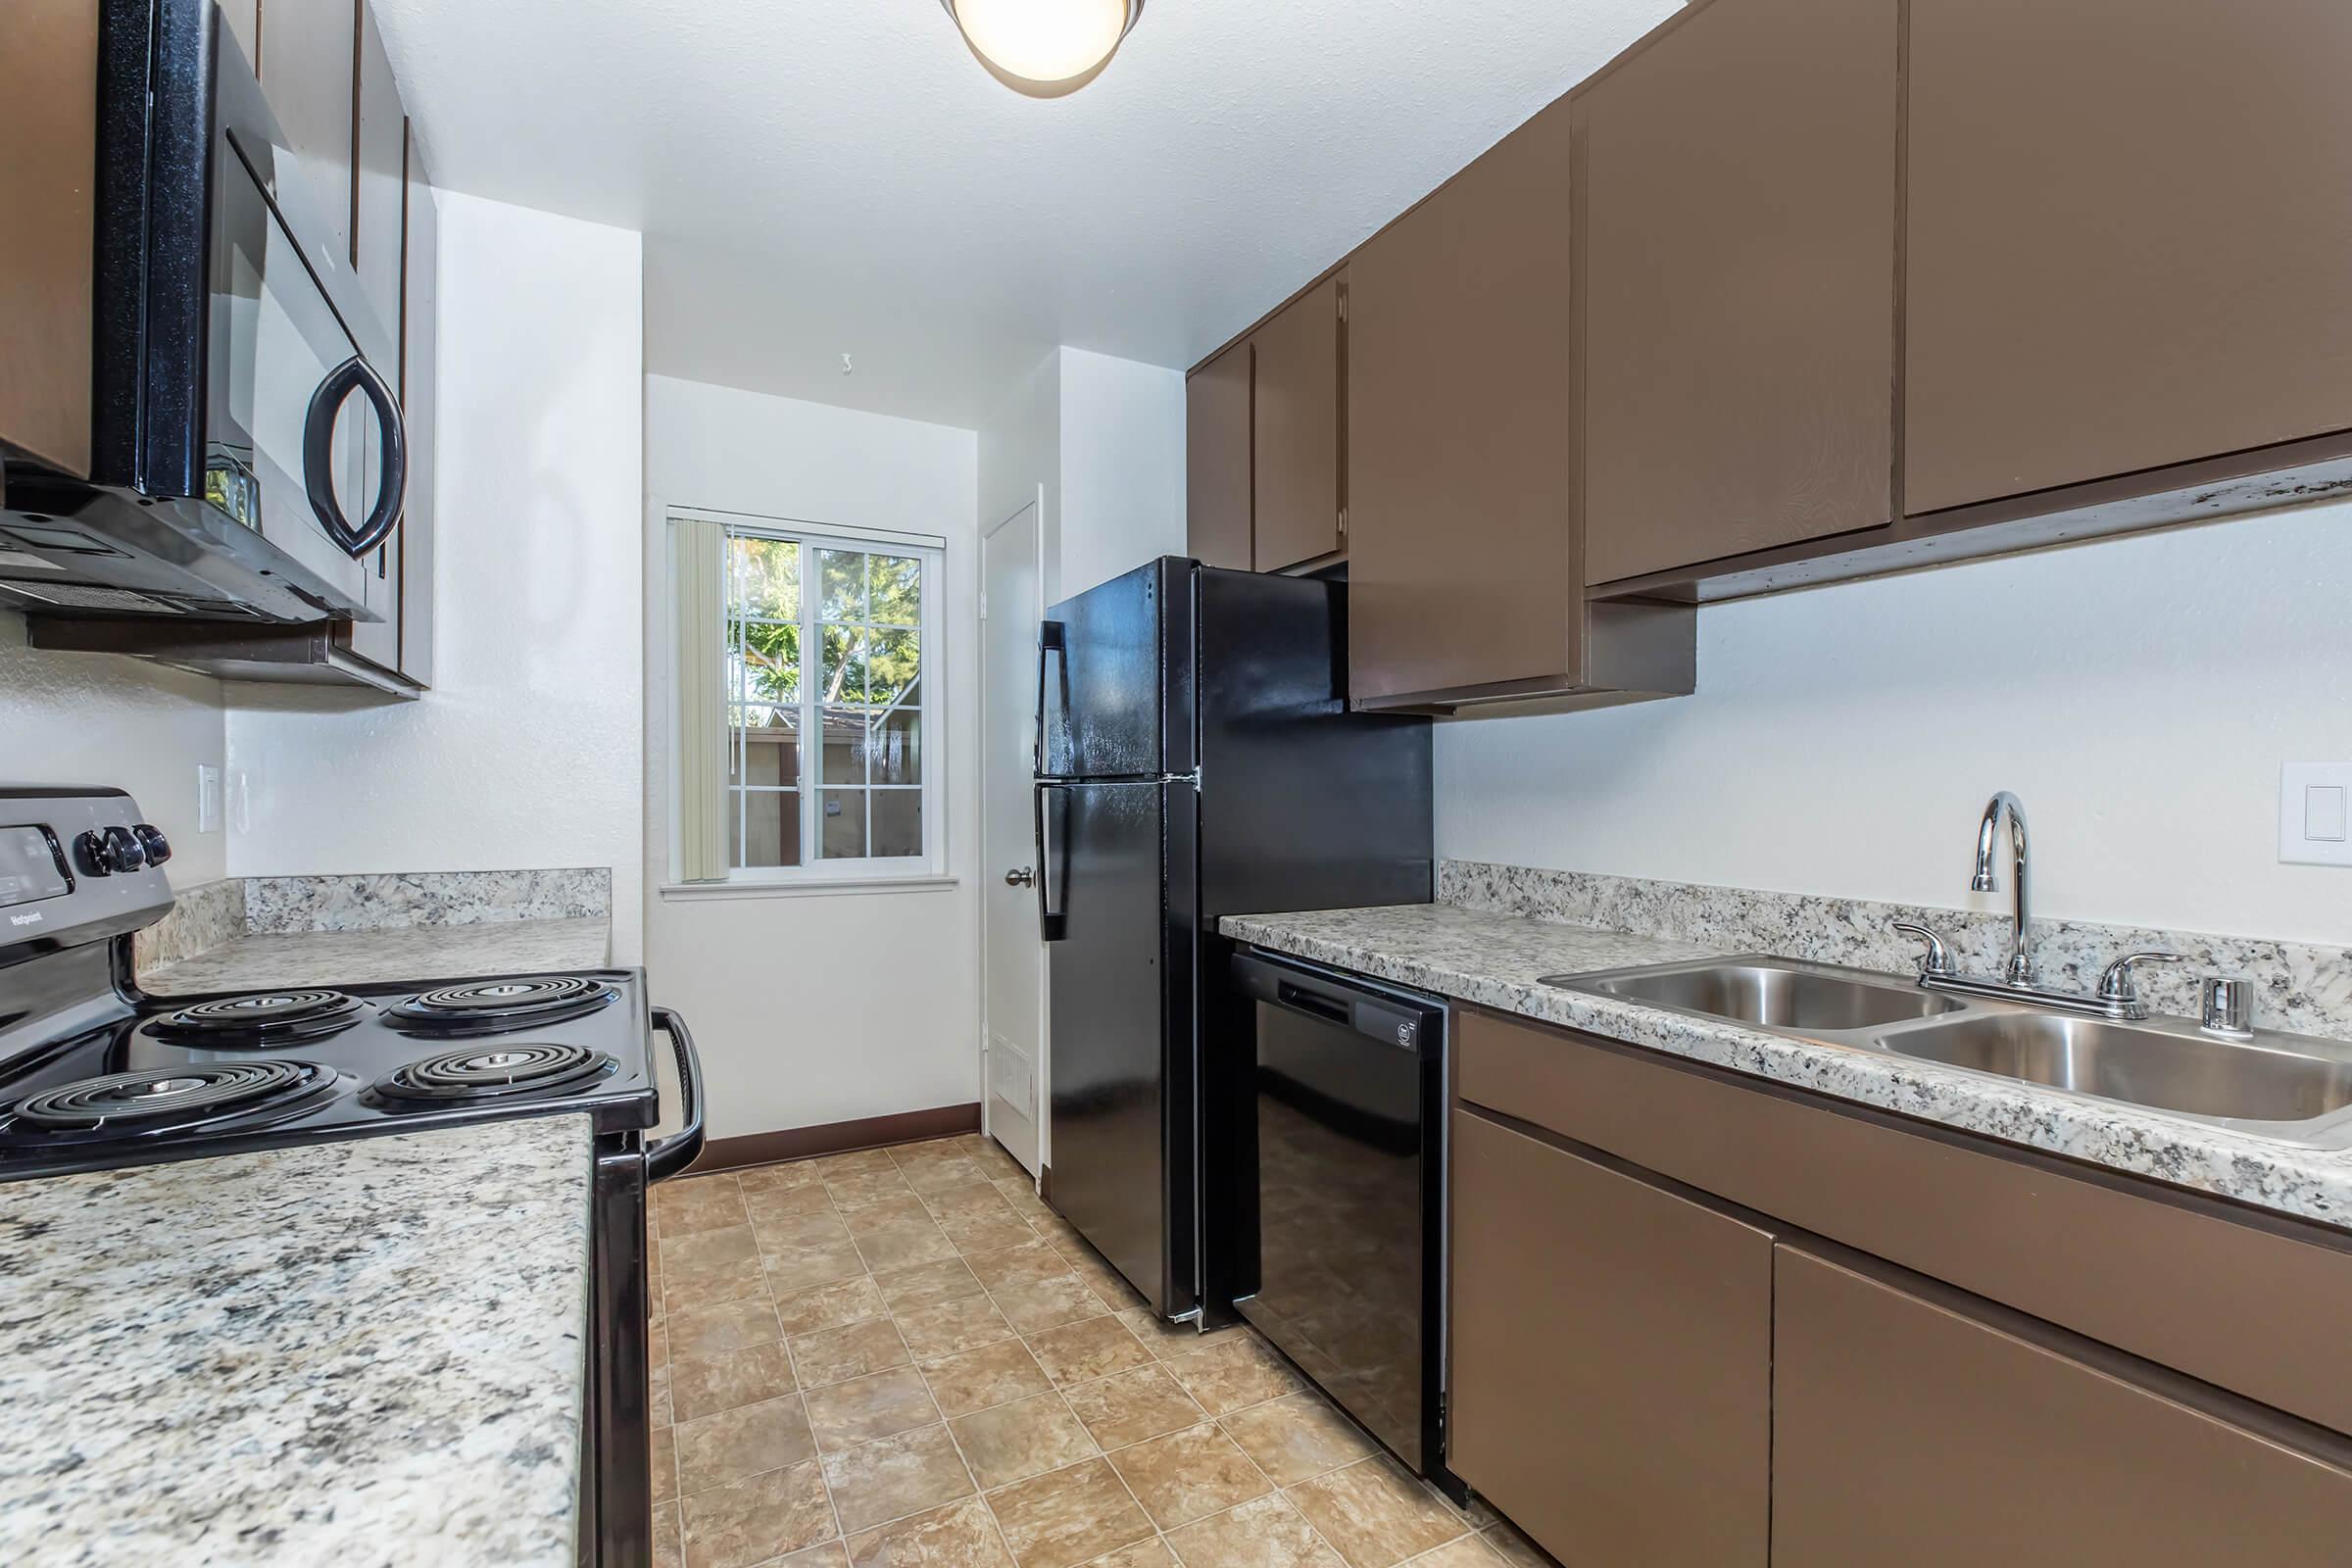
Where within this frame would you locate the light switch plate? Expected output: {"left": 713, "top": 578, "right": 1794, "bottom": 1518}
{"left": 2280, "top": 763, "right": 2352, "bottom": 866}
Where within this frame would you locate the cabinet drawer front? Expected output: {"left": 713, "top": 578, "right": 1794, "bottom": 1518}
{"left": 1775, "top": 1246, "right": 2352, "bottom": 1565}
{"left": 1457, "top": 1006, "right": 2352, "bottom": 1436}
{"left": 1450, "top": 1108, "right": 1772, "bottom": 1568}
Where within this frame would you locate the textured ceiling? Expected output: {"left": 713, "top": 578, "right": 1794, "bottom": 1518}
{"left": 372, "top": 0, "right": 1679, "bottom": 428}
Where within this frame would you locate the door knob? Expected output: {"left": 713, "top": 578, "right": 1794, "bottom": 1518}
{"left": 1004, "top": 866, "right": 1035, "bottom": 888}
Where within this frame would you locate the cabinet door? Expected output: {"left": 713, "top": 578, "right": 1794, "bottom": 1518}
{"left": 258, "top": 0, "right": 357, "bottom": 267}
{"left": 1186, "top": 344, "right": 1252, "bottom": 571}
{"left": 1905, "top": 0, "right": 2352, "bottom": 514}
{"left": 1774, "top": 1246, "right": 2352, "bottom": 1566}
{"left": 218, "top": 0, "right": 260, "bottom": 68}
{"left": 1347, "top": 101, "right": 1576, "bottom": 705}
{"left": 1450, "top": 1109, "right": 1773, "bottom": 1568}
{"left": 1580, "top": 0, "right": 1897, "bottom": 585}
{"left": 397, "top": 123, "right": 437, "bottom": 685}
{"left": 351, "top": 1, "right": 405, "bottom": 365}
{"left": 1250, "top": 274, "right": 1343, "bottom": 571}
{"left": 0, "top": 0, "right": 96, "bottom": 478}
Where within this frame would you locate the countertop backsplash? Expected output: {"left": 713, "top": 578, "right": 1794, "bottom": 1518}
{"left": 1439, "top": 859, "right": 2352, "bottom": 1046}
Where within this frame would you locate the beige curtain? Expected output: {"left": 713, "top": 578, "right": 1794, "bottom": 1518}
{"left": 674, "top": 517, "right": 729, "bottom": 882}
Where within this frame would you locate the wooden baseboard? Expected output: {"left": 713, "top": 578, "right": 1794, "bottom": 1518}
{"left": 688, "top": 1102, "right": 984, "bottom": 1174}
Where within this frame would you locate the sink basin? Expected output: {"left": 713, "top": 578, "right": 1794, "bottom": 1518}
{"left": 1552, "top": 961, "right": 1962, "bottom": 1033}
{"left": 1880, "top": 1012, "right": 2352, "bottom": 1126}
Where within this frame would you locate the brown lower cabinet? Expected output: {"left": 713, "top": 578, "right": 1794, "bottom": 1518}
{"left": 1774, "top": 1245, "right": 2352, "bottom": 1566}
{"left": 1449, "top": 1108, "right": 1772, "bottom": 1567}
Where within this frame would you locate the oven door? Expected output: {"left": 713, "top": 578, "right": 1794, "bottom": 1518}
{"left": 203, "top": 124, "right": 407, "bottom": 610}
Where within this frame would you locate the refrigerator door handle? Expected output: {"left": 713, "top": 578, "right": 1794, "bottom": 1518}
{"left": 1034, "top": 619, "right": 1066, "bottom": 779}
{"left": 1034, "top": 781, "right": 1068, "bottom": 942}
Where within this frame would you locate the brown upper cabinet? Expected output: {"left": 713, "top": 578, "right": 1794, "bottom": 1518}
{"left": 1346, "top": 101, "right": 1586, "bottom": 707}
{"left": 258, "top": 0, "right": 359, "bottom": 265}
{"left": 1904, "top": 0, "right": 2352, "bottom": 514}
{"left": 1185, "top": 344, "right": 1253, "bottom": 571}
{"left": 352, "top": 1, "right": 407, "bottom": 366}
{"left": 1250, "top": 273, "right": 1345, "bottom": 571}
{"left": 0, "top": 1, "right": 98, "bottom": 480}
{"left": 1578, "top": 0, "right": 1899, "bottom": 587}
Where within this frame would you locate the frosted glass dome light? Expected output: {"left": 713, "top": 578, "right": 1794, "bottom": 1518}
{"left": 942, "top": 0, "right": 1146, "bottom": 97}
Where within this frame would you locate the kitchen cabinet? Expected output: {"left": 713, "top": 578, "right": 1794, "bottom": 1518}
{"left": 0, "top": 1, "right": 96, "bottom": 480}
{"left": 1578, "top": 0, "right": 1897, "bottom": 586}
{"left": 1904, "top": 0, "right": 2352, "bottom": 515}
{"left": 1250, "top": 274, "right": 1344, "bottom": 571}
{"left": 1186, "top": 344, "right": 1252, "bottom": 571}
{"left": 1774, "top": 1244, "right": 2352, "bottom": 1565}
{"left": 396, "top": 122, "right": 438, "bottom": 685}
{"left": 1450, "top": 1106, "right": 1773, "bottom": 1568}
{"left": 352, "top": 1, "right": 406, "bottom": 365}
{"left": 258, "top": 0, "right": 358, "bottom": 267}
{"left": 1345, "top": 101, "right": 1585, "bottom": 707}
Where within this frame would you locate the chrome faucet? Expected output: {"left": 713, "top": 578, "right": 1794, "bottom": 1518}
{"left": 1972, "top": 791, "right": 2032, "bottom": 984}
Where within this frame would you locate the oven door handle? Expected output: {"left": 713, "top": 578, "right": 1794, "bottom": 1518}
{"left": 645, "top": 1005, "right": 707, "bottom": 1182}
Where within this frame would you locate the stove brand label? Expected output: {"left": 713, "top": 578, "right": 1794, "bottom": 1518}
{"left": 8, "top": 910, "right": 43, "bottom": 927}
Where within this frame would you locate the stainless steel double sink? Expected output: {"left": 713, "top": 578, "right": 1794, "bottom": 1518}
{"left": 1539, "top": 956, "right": 2352, "bottom": 1148}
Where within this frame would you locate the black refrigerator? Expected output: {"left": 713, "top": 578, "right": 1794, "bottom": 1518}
{"left": 1033, "top": 558, "right": 1432, "bottom": 1323}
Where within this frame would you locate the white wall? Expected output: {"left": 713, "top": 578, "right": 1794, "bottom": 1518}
{"left": 978, "top": 351, "right": 1058, "bottom": 566}
{"left": 1438, "top": 503, "right": 2352, "bottom": 946}
{"left": 227, "top": 193, "right": 647, "bottom": 959}
{"left": 644, "top": 373, "right": 982, "bottom": 1139}
{"left": 0, "top": 615, "right": 228, "bottom": 887}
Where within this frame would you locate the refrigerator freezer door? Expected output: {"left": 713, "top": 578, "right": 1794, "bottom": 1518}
{"left": 1045, "top": 778, "right": 1198, "bottom": 1318}
{"left": 1041, "top": 559, "right": 1197, "bottom": 780}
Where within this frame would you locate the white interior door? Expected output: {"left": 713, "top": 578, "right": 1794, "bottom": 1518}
{"left": 981, "top": 495, "right": 1046, "bottom": 1174}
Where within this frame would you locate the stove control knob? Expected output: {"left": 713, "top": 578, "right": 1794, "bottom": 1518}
{"left": 73, "top": 830, "right": 112, "bottom": 877}
{"left": 133, "top": 823, "right": 172, "bottom": 866}
{"left": 89, "top": 825, "right": 147, "bottom": 874}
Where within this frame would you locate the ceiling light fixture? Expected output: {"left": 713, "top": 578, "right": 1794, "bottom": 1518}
{"left": 941, "top": 0, "right": 1146, "bottom": 98}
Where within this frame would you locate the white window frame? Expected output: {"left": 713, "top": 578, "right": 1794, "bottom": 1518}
{"left": 675, "top": 508, "right": 949, "bottom": 890}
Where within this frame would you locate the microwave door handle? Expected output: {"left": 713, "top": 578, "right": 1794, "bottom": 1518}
{"left": 302, "top": 354, "right": 409, "bottom": 558}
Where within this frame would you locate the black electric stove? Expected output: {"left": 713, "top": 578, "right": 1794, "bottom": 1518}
{"left": 0, "top": 787, "right": 701, "bottom": 1568}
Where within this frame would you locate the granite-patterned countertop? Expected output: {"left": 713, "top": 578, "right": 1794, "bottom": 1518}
{"left": 140, "top": 917, "right": 612, "bottom": 996}
{"left": 1223, "top": 903, "right": 2352, "bottom": 1231}
{"left": 0, "top": 1116, "right": 594, "bottom": 1567}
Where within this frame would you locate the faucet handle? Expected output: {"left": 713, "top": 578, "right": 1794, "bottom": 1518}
{"left": 2095, "top": 951, "right": 2184, "bottom": 1015}
{"left": 1892, "top": 920, "right": 1958, "bottom": 979}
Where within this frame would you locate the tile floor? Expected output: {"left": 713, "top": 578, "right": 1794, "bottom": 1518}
{"left": 647, "top": 1134, "right": 1550, "bottom": 1568}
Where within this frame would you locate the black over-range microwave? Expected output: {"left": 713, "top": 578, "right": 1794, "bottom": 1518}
{"left": 0, "top": 0, "right": 403, "bottom": 624}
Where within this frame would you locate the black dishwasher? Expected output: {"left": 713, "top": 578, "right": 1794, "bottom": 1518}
{"left": 1228, "top": 949, "right": 1458, "bottom": 1496}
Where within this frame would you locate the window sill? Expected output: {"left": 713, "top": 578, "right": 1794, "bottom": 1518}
{"left": 659, "top": 875, "right": 960, "bottom": 902}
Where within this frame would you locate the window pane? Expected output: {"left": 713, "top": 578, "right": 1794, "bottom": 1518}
{"left": 728, "top": 536, "right": 799, "bottom": 620}
{"left": 871, "top": 790, "right": 921, "bottom": 858}
{"left": 742, "top": 710, "right": 800, "bottom": 787}
{"left": 738, "top": 619, "right": 801, "bottom": 705}
{"left": 819, "top": 549, "right": 865, "bottom": 621}
{"left": 820, "top": 625, "right": 867, "bottom": 705}
{"left": 820, "top": 706, "right": 865, "bottom": 784}
{"left": 730, "top": 789, "right": 802, "bottom": 867}
{"left": 868, "top": 554, "right": 920, "bottom": 626}
{"left": 868, "top": 628, "right": 919, "bottom": 708}
{"left": 870, "top": 709, "right": 921, "bottom": 785}
{"left": 820, "top": 788, "right": 866, "bottom": 859}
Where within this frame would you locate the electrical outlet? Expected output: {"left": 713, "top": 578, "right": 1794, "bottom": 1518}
{"left": 2280, "top": 763, "right": 2352, "bottom": 867}
{"left": 196, "top": 764, "right": 221, "bottom": 833}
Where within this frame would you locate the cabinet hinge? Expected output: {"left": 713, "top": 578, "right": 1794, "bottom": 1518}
{"left": 1338, "top": 507, "right": 1348, "bottom": 539}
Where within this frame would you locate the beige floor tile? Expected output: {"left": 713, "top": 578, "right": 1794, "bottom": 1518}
{"left": 1022, "top": 1315, "right": 1156, "bottom": 1388}
{"left": 963, "top": 1139, "right": 1031, "bottom": 1183}
{"left": 846, "top": 1494, "right": 1017, "bottom": 1567}
{"left": 964, "top": 1242, "right": 1071, "bottom": 1293}
{"left": 671, "top": 1341, "right": 798, "bottom": 1423}
{"left": 753, "top": 1204, "right": 854, "bottom": 1253}
{"left": 896, "top": 1295, "right": 1020, "bottom": 1359}
{"left": 1476, "top": 1523, "right": 1551, "bottom": 1567}
{"left": 902, "top": 1155, "right": 990, "bottom": 1196}
{"left": 950, "top": 1393, "right": 1101, "bottom": 1490}
{"left": 679, "top": 1458, "right": 838, "bottom": 1568}
{"left": 922, "top": 1181, "right": 1018, "bottom": 1222}
{"left": 1162, "top": 1337, "right": 1305, "bottom": 1416}
{"left": 1056, "top": 1249, "right": 1146, "bottom": 1312}
{"left": 990, "top": 1272, "right": 1109, "bottom": 1336}
{"left": 942, "top": 1210, "right": 1042, "bottom": 1256}
{"left": 823, "top": 1148, "right": 907, "bottom": 1178}
{"left": 767, "top": 1238, "right": 874, "bottom": 1295}
{"left": 1114, "top": 1309, "right": 1248, "bottom": 1363}
{"left": 845, "top": 1192, "right": 939, "bottom": 1230}
{"left": 823, "top": 1424, "right": 977, "bottom": 1535}
{"left": 874, "top": 1256, "right": 989, "bottom": 1312}
{"left": 1218, "top": 1394, "right": 1375, "bottom": 1487}
{"left": 738, "top": 1157, "right": 827, "bottom": 1194}
{"left": 775, "top": 1275, "right": 890, "bottom": 1338}
{"left": 920, "top": 1340, "right": 1057, "bottom": 1420}
{"left": 856, "top": 1219, "right": 963, "bottom": 1273}
{"left": 1106, "top": 1422, "right": 1274, "bottom": 1529}
{"left": 1283, "top": 1457, "right": 1466, "bottom": 1568}
{"left": 807, "top": 1364, "right": 946, "bottom": 1451}
{"left": 1060, "top": 1366, "right": 1207, "bottom": 1450}
{"left": 746, "top": 1179, "right": 841, "bottom": 1219}
{"left": 651, "top": 1359, "right": 674, "bottom": 1427}
{"left": 651, "top": 1421, "right": 677, "bottom": 1503}
{"left": 794, "top": 1317, "right": 913, "bottom": 1388}
{"left": 654, "top": 1174, "right": 748, "bottom": 1237}
{"left": 668, "top": 1296, "right": 784, "bottom": 1360}
{"left": 1164, "top": 1491, "right": 1345, "bottom": 1568}
{"left": 1404, "top": 1538, "right": 1505, "bottom": 1566}
{"left": 983, "top": 1457, "right": 1154, "bottom": 1568}
{"left": 675, "top": 1394, "right": 818, "bottom": 1495}
{"left": 661, "top": 1224, "right": 769, "bottom": 1306}
{"left": 650, "top": 1321, "right": 669, "bottom": 1372}
{"left": 1086, "top": 1542, "right": 1177, "bottom": 1568}
{"left": 829, "top": 1166, "right": 916, "bottom": 1206}
{"left": 991, "top": 1182, "right": 1057, "bottom": 1228}
{"left": 779, "top": 1544, "right": 853, "bottom": 1568}
{"left": 653, "top": 1499, "right": 682, "bottom": 1568}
